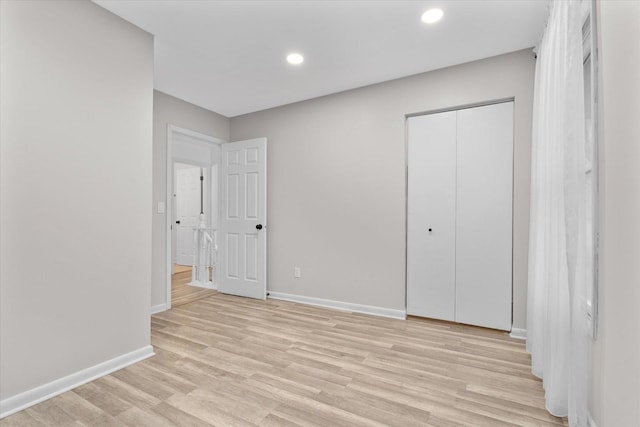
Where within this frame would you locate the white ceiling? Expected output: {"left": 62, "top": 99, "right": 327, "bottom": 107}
{"left": 95, "top": 1, "right": 549, "bottom": 117}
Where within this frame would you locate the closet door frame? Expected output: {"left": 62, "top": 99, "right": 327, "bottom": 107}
{"left": 405, "top": 97, "right": 515, "bottom": 330}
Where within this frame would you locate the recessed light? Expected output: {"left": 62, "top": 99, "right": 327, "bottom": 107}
{"left": 421, "top": 8, "right": 443, "bottom": 24}
{"left": 286, "top": 53, "right": 304, "bottom": 65}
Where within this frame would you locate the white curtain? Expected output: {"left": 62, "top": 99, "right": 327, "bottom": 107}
{"left": 527, "top": 1, "right": 590, "bottom": 425}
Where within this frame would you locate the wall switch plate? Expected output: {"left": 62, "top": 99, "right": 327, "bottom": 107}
{"left": 157, "top": 202, "right": 165, "bottom": 214}
{"left": 294, "top": 267, "right": 301, "bottom": 278}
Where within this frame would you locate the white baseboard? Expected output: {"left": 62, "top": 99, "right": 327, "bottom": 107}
{"left": 268, "top": 292, "right": 406, "bottom": 320}
{"left": 510, "top": 327, "right": 527, "bottom": 340}
{"left": 151, "top": 303, "right": 167, "bottom": 314}
{"left": 0, "top": 345, "right": 154, "bottom": 419}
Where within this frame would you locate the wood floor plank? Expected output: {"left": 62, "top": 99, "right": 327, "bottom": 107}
{"left": 171, "top": 270, "right": 216, "bottom": 308}
{"left": 258, "top": 413, "right": 302, "bottom": 427}
{"left": 0, "top": 292, "right": 567, "bottom": 427}
{"left": 164, "top": 392, "right": 256, "bottom": 427}
{"left": 51, "top": 391, "right": 122, "bottom": 426}
{"left": 23, "top": 396, "right": 87, "bottom": 426}
{"left": 72, "top": 382, "right": 132, "bottom": 417}
{"left": 456, "top": 389, "right": 567, "bottom": 425}
{"left": 0, "top": 410, "right": 47, "bottom": 427}
{"left": 150, "top": 401, "right": 213, "bottom": 427}
{"left": 92, "top": 375, "right": 161, "bottom": 408}
{"left": 117, "top": 406, "right": 177, "bottom": 427}
{"left": 312, "top": 390, "right": 430, "bottom": 427}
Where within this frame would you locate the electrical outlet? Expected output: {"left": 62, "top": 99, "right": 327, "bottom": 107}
{"left": 294, "top": 267, "right": 301, "bottom": 278}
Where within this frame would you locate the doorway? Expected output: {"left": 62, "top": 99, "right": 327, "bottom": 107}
{"left": 171, "top": 162, "right": 217, "bottom": 307}
{"left": 165, "top": 127, "right": 269, "bottom": 311}
{"left": 166, "top": 125, "right": 223, "bottom": 309}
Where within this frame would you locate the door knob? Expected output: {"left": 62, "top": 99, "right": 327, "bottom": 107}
{"left": 428, "top": 228, "right": 432, "bottom": 232}
{"left": 256, "top": 224, "right": 263, "bottom": 230}
{"left": 176, "top": 220, "right": 181, "bottom": 224}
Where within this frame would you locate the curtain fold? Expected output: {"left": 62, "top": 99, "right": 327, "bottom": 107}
{"left": 527, "top": 1, "right": 590, "bottom": 425}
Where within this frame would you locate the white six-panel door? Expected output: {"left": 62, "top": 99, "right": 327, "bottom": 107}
{"left": 219, "top": 138, "right": 267, "bottom": 299}
{"left": 407, "top": 102, "right": 513, "bottom": 331}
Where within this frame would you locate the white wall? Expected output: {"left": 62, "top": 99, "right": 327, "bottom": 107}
{"left": 230, "top": 49, "right": 535, "bottom": 328}
{"left": 591, "top": 1, "right": 640, "bottom": 425}
{"left": 152, "top": 91, "right": 229, "bottom": 309}
{"left": 0, "top": 0, "right": 153, "bottom": 403}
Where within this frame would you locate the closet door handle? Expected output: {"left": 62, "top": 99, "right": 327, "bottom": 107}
{"left": 428, "top": 228, "right": 432, "bottom": 232}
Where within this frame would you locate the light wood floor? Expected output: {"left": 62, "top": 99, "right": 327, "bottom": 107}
{"left": 171, "top": 266, "right": 217, "bottom": 308}
{"left": 0, "top": 294, "right": 567, "bottom": 427}
{"left": 173, "top": 264, "right": 192, "bottom": 274}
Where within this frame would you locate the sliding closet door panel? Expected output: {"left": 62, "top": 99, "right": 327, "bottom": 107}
{"left": 407, "top": 112, "right": 456, "bottom": 320}
{"left": 455, "top": 102, "right": 513, "bottom": 330}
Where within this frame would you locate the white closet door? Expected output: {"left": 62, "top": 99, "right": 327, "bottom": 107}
{"left": 455, "top": 102, "right": 513, "bottom": 331}
{"left": 407, "top": 111, "right": 457, "bottom": 320}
